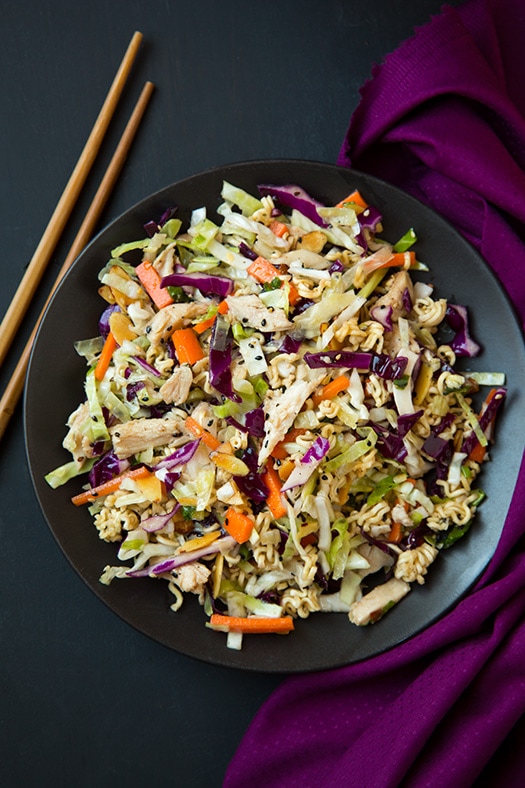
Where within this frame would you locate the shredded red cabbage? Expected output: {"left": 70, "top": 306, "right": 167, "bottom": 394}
{"left": 232, "top": 445, "right": 269, "bottom": 505}
{"left": 461, "top": 387, "right": 506, "bottom": 456}
{"left": 445, "top": 304, "right": 481, "bottom": 357}
{"left": 127, "top": 535, "right": 237, "bottom": 576}
{"left": 133, "top": 355, "right": 162, "bottom": 377}
{"left": 279, "top": 334, "right": 303, "bottom": 354}
{"left": 302, "top": 436, "right": 330, "bottom": 463}
{"left": 99, "top": 304, "right": 120, "bottom": 339}
{"left": 304, "top": 350, "right": 408, "bottom": 381}
{"left": 370, "top": 304, "right": 393, "bottom": 331}
{"left": 369, "top": 423, "right": 408, "bottom": 462}
{"left": 238, "top": 241, "right": 258, "bottom": 260}
{"left": 209, "top": 314, "right": 241, "bottom": 402}
{"left": 258, "top": 183, "right": 328, "bottom": 227}
{"left": 154, "top": 440, "right": 200, "bottom": 470}
{"left": 89, "top": 451, "right": 129, "bottom": 488}
{"left": 140, "top": 505, "right": 181, "bottom": 533}
{"left": 160, "top": 272, "right": 234, "bottom": 298}
{"left": 397, "top": 410, "right": 424, "bottom": 438}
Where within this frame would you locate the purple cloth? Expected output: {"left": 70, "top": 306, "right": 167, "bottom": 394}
{"left": 225, "top": 1, "right": 525, "bottom": 785}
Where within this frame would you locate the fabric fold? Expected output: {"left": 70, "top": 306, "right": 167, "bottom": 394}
{"left": 225, "top": 1, "right": 525, "bottom": 785}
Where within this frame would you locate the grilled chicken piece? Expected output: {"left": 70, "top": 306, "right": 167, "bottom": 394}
{"left": 373, "top": 270, "right": 413, "bottom": 323}
{"left": 159, "top": 364, "right": 193, "bottom": 405}
{"left": 145, "top": 302, "right": 209, "bottom": 347}
{"left": 110, "top": 417, "right": 183, "bottom": 458}
{"left": 258, "top": 376, "right": 322, "bottom": 464}
{"left": 348, "top": 577, "right": 410, "bottom": 626}
{"left": 225, "top": 294, "right": 292, "bottom": 332}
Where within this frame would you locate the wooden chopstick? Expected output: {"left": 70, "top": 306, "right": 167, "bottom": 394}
{"left": 0, "top": 80, "right": 155, "bottom": 441}
{"left": 0, "top": 30, "right": 144, "bottom": 370}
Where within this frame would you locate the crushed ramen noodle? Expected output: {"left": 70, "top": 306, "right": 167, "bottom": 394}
{"left": 46, "top": 180, "right": 506, "bottom": 649}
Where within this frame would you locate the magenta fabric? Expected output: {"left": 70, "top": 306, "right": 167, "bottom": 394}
{"left": 224, "top": 1, "right": 525, "bottom": 786}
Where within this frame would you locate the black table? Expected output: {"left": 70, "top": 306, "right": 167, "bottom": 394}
{"left": 0, "top": 2, "right": 462, "bottom": 785}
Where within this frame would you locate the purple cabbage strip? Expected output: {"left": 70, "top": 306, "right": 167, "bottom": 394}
{"left": 402, "top": 287, "right": 413, "bottom": 314}
{"left": 358, "top": 205, "right": 382, "bottom": 232}
{"left": 460, "top": 387, "right": 506, "bottom": 456}
{"left": 160, "top": 272, "right": 234, "bottom": 298}
{"left": 258, "top": 183, "right": 328, "bottom": 227}
{"left": 144, "top": 206, "right": 177, "bottom": 237}
{"left": 140, "top": 506, "right": 181, "bottom": 533}
{"left": 328, "top": 259, "right": 345, "bottom": 275}
{"left": 370, "top": 304, "right": 393, "bottom": 331}
{"left": 302, "top": 436, "right": 330, "bottom": 463}
{"left": 445, "top": 304, "right": 481, "bottom": 357}
{"left": 127, "top": 535, "right": 237, "bottom": 577}
{"left": 244, "top": 407, "right": 266, "bottom": 438}
{"left": 154, "top": 440, "right": 200, "bottom": 470}
{"left": 126, "top": 380, "right": 146, "bottom": 401}
{"left": 397, "top": 410, "right": 424, "bottom": 438}
{"left": 99, "top": 304, "right": 120, "bottom": 339}
{"left": 279, "top": 333, "right": 303, "bottom": 355}
{"left": 233, "top": 444, "right": 269, "bottom": 504}
{"left": 209, "top": 314, "right": 240, "bottom": 402}
{"left": 89, "top": 451, "right": 130, "bottom": 488}
{"left": 304, "top": 350, "right": 408, "bottom": 381}
{"left": 369, "top": 423, "right": 407, "bottom": 462}
{"left": 133, "top": 356, "right": 162, "bottom": 377}
{"left": 238, "top": 241, "right": 258, "bottom": 261}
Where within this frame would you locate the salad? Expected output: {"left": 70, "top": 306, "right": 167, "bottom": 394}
{"left": 46, "top": 179, "right": 506, "bottom": 650}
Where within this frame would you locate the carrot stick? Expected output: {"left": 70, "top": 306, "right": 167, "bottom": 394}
{"left": 223, "top": 507, "right": 255, "bottom": 544}
{"left": 136, "top": 260, "right": 174, "bottom": 309}
{"left": 262, "top": 460, "right": 287, "bottom": 519}
{"left": 468, "top": 388, "right": 499, "bottom": 463}
{"left": 193, "top": 300, "right": 229, "bottom": 334}
{"left": 270, "top": 427, "right": 307, "bottom": 460}
{"left": 94, "top": 331, "right": 118, "bottom": 381}
{"left": 287, "top": 282, "right": 300, "bottom": 307}
{"left": 312, "top": 374, "right": 350, "bottom": 406}
{"left": 185, "top": 416, "right": 220, "bottom": 450}
{"left": 387, "top": 520, "right": 403, "bottom": 543}
{"left": 172, "top": 327, "right": 204, "bottom": 365}
{"left": 269, "top": 220, "right": 289, "bottom": 238}
{"left": 336, "top": 190, "right": 368, "bottom": 209}
{"left": 209, "top": 613, "right": 294, "bottom": 634}
{"left": 71, "top": 465, "right": 151, "bottom": 506}
{"left": 247, "top": 256, "right": 282, "bottom": 283}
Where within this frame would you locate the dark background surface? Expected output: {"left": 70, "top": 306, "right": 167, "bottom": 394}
{"left": 0, "top": 2, "right": 464, "bottom": 786}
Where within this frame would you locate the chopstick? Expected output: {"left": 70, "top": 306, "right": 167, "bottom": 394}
{"left": 0, "top": 80, "right": 155, "bottom": 441}
{"left": 0, "top": 30, "right": 144, "bottom": 370}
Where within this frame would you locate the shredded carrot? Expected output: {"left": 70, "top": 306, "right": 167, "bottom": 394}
{"left": 387, "top": 520, "right": 403, "bottom": 543}
{"left": 468, "top": 388, "right": 499, "bottom": 463}
{"left": 270, "top": 427, "right": 307, "bottom": 460}
{"left": 71, "top": 466, "right": 151, "bottom": 506}
{"left": 262, "top": 460, "right": 287, "bottom": 519}
{"left": 312, "top": 374, "right": 350, "bottom": 406}
{"left": 172, "top": 327, "right": 204, "bottom": 365}
{"left": 287, "top": 282, "right": 300, "bottom": 306}
{"left": 94, "top": 331, "right": 118, "bottom": 381}
{"left": 269, "top": 220, "right": 289, "bottom": 238}
{"left": 223, "top": 507, "right": 255, "bottom": 544}
{"left": 247, "top": 256, "right": 282, "bottom": 283}
{"left": 336, "top": 189, "right": 368, "bottom": 209}
{"left": 209, "top": 613, "right": 295, "bottom": 634}
{"left": 136, "top": 260, "right": 174, "bottom": 309}
{"left": 185, "top": 416, "right": 221, "bottom": 450}
{"left": 193, "top": 300, "right": 229, "bottom": 334}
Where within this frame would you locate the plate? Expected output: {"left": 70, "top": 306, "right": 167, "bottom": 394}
{"left": 24, "top": 160, "right": 525, "bottom": 672}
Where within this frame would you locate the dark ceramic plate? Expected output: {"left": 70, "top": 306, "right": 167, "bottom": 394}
{"left": 24, "top": 160, "right": 525, "bottom": 672}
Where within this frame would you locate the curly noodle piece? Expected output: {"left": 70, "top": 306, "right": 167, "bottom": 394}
{"left": 395, "top": 542, "right": 438, "bottom": 584}
{"left": 281, "top": 586, "right": 321, "bottom": 618}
